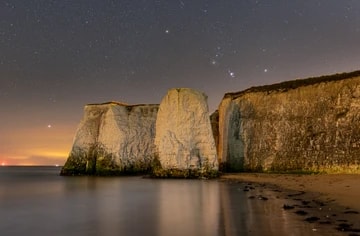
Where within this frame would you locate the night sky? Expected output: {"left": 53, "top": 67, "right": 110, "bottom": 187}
{"left": 1, "top": 0, "right": 360, "bottom": 165}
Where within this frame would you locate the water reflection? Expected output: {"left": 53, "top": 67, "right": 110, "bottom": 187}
{"left": 59, "top": 178, "right": 318, "bottom": 236}
{"left": 0, "top": 167, "right": 338, "bottom": 236}
{"left": 218, "top": 183, "right": 317, "bottom": 236}
{"left": 157, "top": 180, "right": 220, "bottom": 236}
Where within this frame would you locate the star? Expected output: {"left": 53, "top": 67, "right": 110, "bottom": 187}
{"left": 48, "top": 97, "right": 57, "bottom": 103}
{"left": 228, "top": 69, "right": 235, "bottom": 78}
{"left": 47, "top": 124, "right": 52, "bottom": 128}
{"left": 210, "top": 59, "right": 217, "bottom": 65}
{"left": 165, "top": 29, "right": 170, "bottom": 34}
{"left": 264, "top": 69, "right": 268, "bottom": 73}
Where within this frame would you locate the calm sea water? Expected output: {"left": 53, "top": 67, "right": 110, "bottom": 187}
{"left": 0, "top": 166, "right": 337, "bottom": 236}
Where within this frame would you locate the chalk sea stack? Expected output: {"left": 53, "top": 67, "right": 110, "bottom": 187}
{"left": 152, "top": 88, "right": 219, "bottom": 178}
{"left": 215, "top": 71, "right": 360, "bottom": 173}
{"left": 60, "top": 102, "right": 159, "bottom": 175}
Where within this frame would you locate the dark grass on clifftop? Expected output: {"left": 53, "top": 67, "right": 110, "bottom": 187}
{"left": 86, "top": 101, "right": 159, "bottom": 107}
{"left": 224, "top": 70, "right": 360, "bottom": 99}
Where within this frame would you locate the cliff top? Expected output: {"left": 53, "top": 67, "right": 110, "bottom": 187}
{"left": 86, "top": 101, "right": 159, "bottom": 107}
{"left": 224, "top": 70, "right": 360, "bottom": 99}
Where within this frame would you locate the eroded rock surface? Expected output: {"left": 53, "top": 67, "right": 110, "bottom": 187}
{"left": 153, "top": 88, "right": 218, "bottom": 178}
{"left": 60, "top": 102, "right": 159, "bottom": 175}
{"left": 217, "top": 71, "right": 360, "bottom": 173}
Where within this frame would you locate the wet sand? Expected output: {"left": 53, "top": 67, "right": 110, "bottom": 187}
{"left": 221, "top": 173, "right": 360, "bottom": 234}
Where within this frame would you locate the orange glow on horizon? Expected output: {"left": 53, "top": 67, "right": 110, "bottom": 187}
{"left": 1, "top": 122, "right": 74, "bottom": 165}
{"left": 0, "top": 161, "right": 63, "bottom": 166}
{"left": 0, "top": 150, "right": 68, "bottom": 166}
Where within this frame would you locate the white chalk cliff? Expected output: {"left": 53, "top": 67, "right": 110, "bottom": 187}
{"left": 153, "top": 88, "right": 218, "bottom": 177}
{"left": 61, "top": 102, "right": 159, "bottom": 175}
{"left": 216, "top": 71, "right": 360, "bottom": 173}
{"left": 61, "top": 71, "right": 360, "bottom": 176}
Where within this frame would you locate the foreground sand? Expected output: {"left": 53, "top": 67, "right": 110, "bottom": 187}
{"left": 221, "top": 173, "right": 360, "bottom": 211}
{"left": 221, "top": 173, "right": 360, "bottom": 234}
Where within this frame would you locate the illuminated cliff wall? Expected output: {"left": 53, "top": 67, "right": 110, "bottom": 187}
{"left": 217, "top": 71, "right": 360, "bottom": 173}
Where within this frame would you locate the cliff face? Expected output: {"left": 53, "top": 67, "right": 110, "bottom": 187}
{"left": 60, "top": 102, "right": 159, "bottom": 175}
{"left": 217, "top": 71, "right": 360, "bottom": 173}
{"left": 153, "top": 88, "right": 218, "bottom": 178}
{"left": 210, "top": 110, "right": 220, "bottom": 154}
{"left": 61, "top": 71, "right": 360, "bottom": 176}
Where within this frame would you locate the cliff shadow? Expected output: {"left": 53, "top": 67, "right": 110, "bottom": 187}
{"left": 225, "top": 103, "right": 245, "bottom": 172}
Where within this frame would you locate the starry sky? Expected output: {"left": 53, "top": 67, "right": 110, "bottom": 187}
{"left": 1, "top": 0, "right": 360, "bottom": 166}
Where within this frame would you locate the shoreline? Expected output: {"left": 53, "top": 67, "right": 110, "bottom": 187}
{"left": 221, "top": 173, "right": 360, "bottom": 234}
{"left": 221, "top": 173, "right": 360, "bottom": 211}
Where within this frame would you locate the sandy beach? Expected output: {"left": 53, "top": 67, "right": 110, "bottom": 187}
{"left": 221, "top": 173, "right": 360, "bottom": 234}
